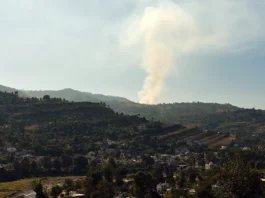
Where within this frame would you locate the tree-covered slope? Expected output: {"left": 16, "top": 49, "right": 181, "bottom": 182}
{"left": 0, "top": 91, "right": 148, "bottom": 156}
{"left": 107, "top": 101, "right": 239, "bottom": 124}
{"left": 1, "top": 84, "right": 264, "bottom": 140}
{"left": 0, "top": 84, "right": 130, "bottom": 103}
{"left": 0, "top": 85, "right": 28, "bottom": 98}
{"left": 0, "top": 91, "right": 235, "bottom": 158}
{"left": 25, "top": 88, "right": 130, "bottom": 103}
{"left": 109, "top": 101, "right": 265, "bottom": 140}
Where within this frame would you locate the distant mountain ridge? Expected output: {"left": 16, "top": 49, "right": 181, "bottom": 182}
{"left": 0, "top": 84, "right": 239, "bottom": 117}
{"left": 1, "top": 84, "right": 265, "bottom": 140}
{"left": 25, "top": 88, "right": 131, "bottom": 103}
{"left": 0, "top": 84, "right": 130, "bottom": 103}
{"left": 0, "top": 83, "right": 240, "bottom": 123}
{"left": 0, "top": 84, "right": 28, "bottom": 97}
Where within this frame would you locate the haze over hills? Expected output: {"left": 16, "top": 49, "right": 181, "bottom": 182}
{"left": 0, "top": 84, "right": 130, "bottom": 103}
{"left": 25, "top": 87, "right": 241, "bottom": 126}
{"left": 25, "top": 89, "right": 131, "bottom": 103}
{"left": 1, "top": 83, "right": 265, "bottom": 138}
{"left": 0, "top": 84, "right": 28, "bottom": 98}
{"left": 0, "top": 90, "right": 262, "bottom": 152}
{"left": 0, "top": 84, "right": 239, "bottom": 116}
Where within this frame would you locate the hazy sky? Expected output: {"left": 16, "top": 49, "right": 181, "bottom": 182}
{"left": 0, "top": 0, "right": 265, "bottom": 109}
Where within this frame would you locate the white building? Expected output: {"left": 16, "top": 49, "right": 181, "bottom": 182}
{"left": 8, "top": 190, "right": 36, "bottom": 198}
{"left": 156, "top": 183, "right": 170, "bottom": 193}
{"left": 6, "top": 147, "right": 16, "bottom": 153}
{"left": 242, "top": 147, "right": 250, "bottom": 151}
{"left": 220, "top": 146, "right": 227, "bottom": 150}
{"left": 189, "top": 189, "right": 196, "bottom": 195}
{"left": 205, "top": 162, "right": 214, "bottom": 170}
{"left": 23, "top": 190, "right": 36, "bottom": 198}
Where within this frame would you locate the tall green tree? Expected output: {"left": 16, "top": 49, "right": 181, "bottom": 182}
{"left": 30, "top": 160, "right": 38, "bottom": 176}
{"left": 52, "top": 158, "right": 61, "bottom": 173}
{"left": 141, "top": 154, "right": 155, "bottom": 168}
{"left": 89, "top": 169, "right": 103, "bottom": 186}
{"left": 61, "top": 154, "right": 73, "bottom": 169}
{"left": 13, "top": 161, "right": 21, "bottom": 178}
{"left": 82, "top": 177, "right": 94, "bottom": 197}
{"left": 50, "top": 185, "right": 63, "bottom": 198}
{"left": 64, "top": 178, "right": 74, "bottom": 195}
{"left": 41, "top": 156, "right": 52, "bottom": 170}
{"left": 97, "top": 179, "right": 114, "bottom": 198}
{"left": 103, "top": 164, "right": 114, "bottom": 182}
{"left": 74, "top": 155, "right": 88, "bottom": 173}
{"left": 134, "top": 172, "right": 154, "bottom": 198}
{"left": 20, "top": 158, "right": 30, "bottom": 177}
{"left": 32, "top": 179, "right": 48, "bottom": 198}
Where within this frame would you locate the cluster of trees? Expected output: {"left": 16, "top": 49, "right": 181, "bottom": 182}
{"left": 0, "top": 91, "right": 24, "bottom": 105}
{"left": 31, "top": 178, "right": 83, "bottom": 198}
{"left": 0, "top": 154, "right": 90, "bottom": 181}
{"left": 109, "top": 100, "right": 265, "bottom": 139}
{"left": 1, "top": 148, "right": 265, "bottom": 198}
{"left": 26, "top": 156, "right": 264, "bottom": 198}
{"left": 32, "top": 179, "right": 49, "bottom": 198}
{"left": 194, "top": 156, "right": 264, "bottom": 198}
{"left": 0, "top": 91, "right": 148, "bottom": 158}
{"left": 43, "top": 159, "right": 160, "bottom": 198}
{"left": 0, "top": 91, "right": 66, "bottom": 105}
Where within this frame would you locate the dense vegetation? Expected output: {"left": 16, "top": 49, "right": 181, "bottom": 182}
{"left": 0, "top": 91, "right": 149, "bottom": 156}
{"left": 2, "top": 84, "right": 265, "bottom": 139}
{"left": 108, "top": 102, "right": 265, "bottom": 141}
{"left": 1, "top": 87, "right": 265, "bottom": 197}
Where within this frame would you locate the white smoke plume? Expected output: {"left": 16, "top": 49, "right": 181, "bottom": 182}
{"left": 121, "top": 0, "right": 216, "bottom": 104}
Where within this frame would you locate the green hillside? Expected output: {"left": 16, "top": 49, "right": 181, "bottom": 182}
{"left": 1, "top": 84, "right": 264, "bottom": 143}
{"left": 107, "top": 101, "right": 239, "bottom": 124}
{"left": 0, "top": 91, "right": 148, "bottom": 157}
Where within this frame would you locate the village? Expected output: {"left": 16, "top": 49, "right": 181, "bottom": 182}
{"left": 1, "top": 134, "right": 260, "bottom": 198}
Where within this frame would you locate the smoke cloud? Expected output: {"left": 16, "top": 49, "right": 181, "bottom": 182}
{"left": 121, "top": 0, "right": 216, "bottom": 104}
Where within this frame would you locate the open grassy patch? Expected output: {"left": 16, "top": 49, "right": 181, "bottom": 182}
{"left": 0, "top": 178, "right": 35, "bottom": 198}
{"left": 0, "top": 177, "right": 79, "bottom": 198}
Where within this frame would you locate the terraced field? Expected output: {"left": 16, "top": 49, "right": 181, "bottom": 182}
{"left": 158, "top": 127, "right": 234, "bottom": 148}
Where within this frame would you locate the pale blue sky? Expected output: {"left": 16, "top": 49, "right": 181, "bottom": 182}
{"left": 0, "top": 0, "right": 265, "bottom": 109}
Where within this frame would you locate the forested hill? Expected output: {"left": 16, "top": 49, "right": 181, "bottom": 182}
{"left": 0, "top": 84, "right": 241, "bottom": 124}
{"left": 107, "top": 101, "right": 239, "bottom": 124}
{"left": 108, "top": 101, "right": 265, "bottom": 138}
{"left": 0, "top": 84, "right": 242, "bottom": 122}
{"left": 25, "top": 88, "right": 130, "bottom": 103}
{"left": 0, "top": 91, "right": 150, "bottom": 156}
{"left": 1, "top": 84, "right": 265, "bottom": 139}
{"left": 0, "top": 84, "right": 130, "bottom": 103}
{"left": 0, "top": 84, "right": 28, "bottom": 97}
{"left": 2, "top": 91, "right": 264, "bottom": 198}
{"left": 0, "top": 91, "right": 236, "bottom": 156}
